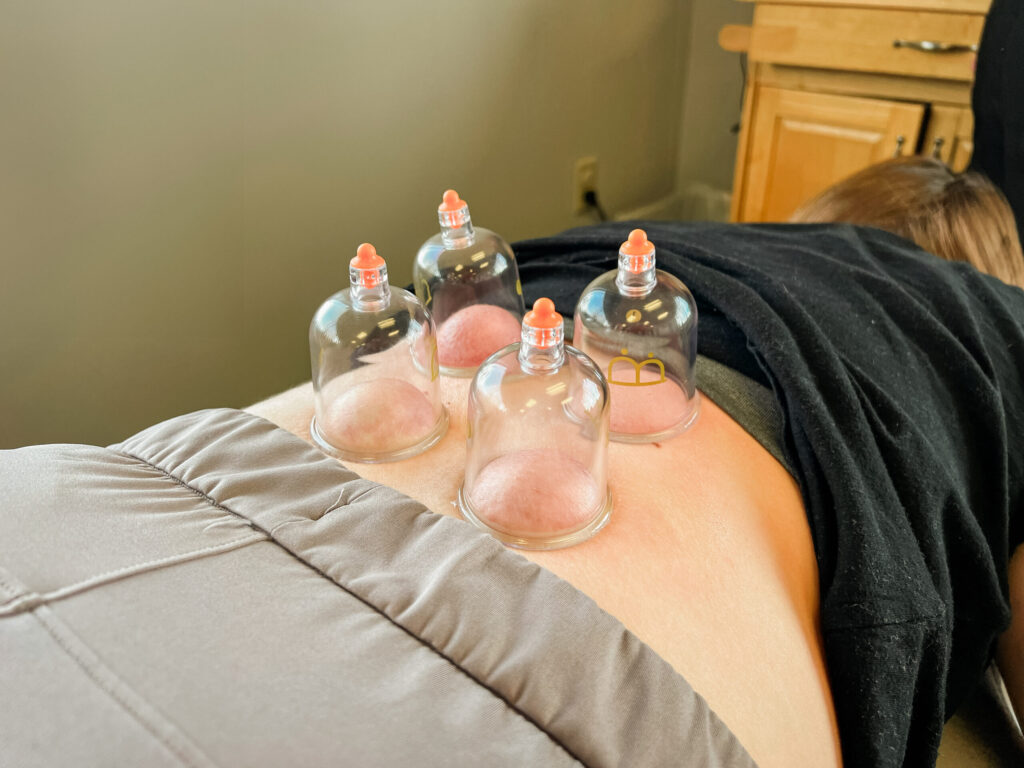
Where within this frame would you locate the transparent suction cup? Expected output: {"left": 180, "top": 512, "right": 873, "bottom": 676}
{"left": 413, "top": 189, "right": 526, "bottom": 378}
{"left": 309, "top": 243, "right": 448, "bottom": 462}
{"left": 573, "top": 229, "right": 699, "bottom": 443}
{"left": 458, "top": 298, "right": 612, "bottom": 550}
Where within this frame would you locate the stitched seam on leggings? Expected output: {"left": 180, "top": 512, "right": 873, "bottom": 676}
{"left": 114, "top": 449, "right": 587, "bottom": 768}
{"left": 0, "top": 564, "right": 26, "bottom": 603}
{"left": 0, "top": 535, "right": 265, "bottom": 618}
{"left": 33, "top": 605, "right": 218, "bottom": 768}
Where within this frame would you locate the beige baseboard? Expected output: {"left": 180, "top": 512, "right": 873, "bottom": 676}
{"left": 677, "top": 182, "right": 732, "bottom": 223}
{"left": 609, "top": 183, "right": 732, "bottom": 224}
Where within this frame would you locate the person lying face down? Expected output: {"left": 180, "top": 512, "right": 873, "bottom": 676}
{"left": 790, "top": 155, "right": 1024, "bottom": 289}
{"left": 5, "top": 222, "right": 1019, "bottom": 768}
{"left": 252, "top": 221, "right": 1024, "bottom": 768}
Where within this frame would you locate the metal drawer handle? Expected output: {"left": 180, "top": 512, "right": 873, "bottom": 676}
{"left": 893, "top": 39, "right": 978, "bottom": 54}
{"left": 894, "top": 135, "right": 906, "bottom": 157}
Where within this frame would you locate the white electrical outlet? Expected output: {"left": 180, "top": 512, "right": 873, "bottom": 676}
{"left": 573, "top": 156, "right": 598, "bottom": 215}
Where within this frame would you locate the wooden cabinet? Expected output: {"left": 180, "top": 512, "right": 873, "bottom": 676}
{"left": 723, "top": 0, "right": 991, "bottom": 222}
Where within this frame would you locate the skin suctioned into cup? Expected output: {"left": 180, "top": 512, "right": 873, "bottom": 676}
{"left": 437, "top": 304, "right": 521, "bottom": 368}
{"left": 320, "top": 377, "right": 436, "bottom": 455}
{"left": 468, "top": 448, "right": 602, "bottom": 536}
{"left": 609, "top": 376, "right": 691, "bottom": 434}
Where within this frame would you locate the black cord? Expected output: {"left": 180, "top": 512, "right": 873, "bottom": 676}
{"left": 731, "top": 53, "right": 747, "bottom": 135}
{"left": 583, "top": 189, "right": 609, "bottom": 222}
{"left": 740, "top": 52, "right": 747, "bottom": 101}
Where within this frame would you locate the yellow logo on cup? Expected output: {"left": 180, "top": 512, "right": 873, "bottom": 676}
{"left": 608, "top": 348, "right": 666, "bottom": 386}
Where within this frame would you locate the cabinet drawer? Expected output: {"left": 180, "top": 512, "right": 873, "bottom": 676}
{"left": 746, "top": 0, "right": 990, "bottom": 11}
{"left": 749, "top": 5, "right": 983, "bottom": 81}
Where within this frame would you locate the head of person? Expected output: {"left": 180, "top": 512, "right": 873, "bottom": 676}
{"left": 790, "top": 156, "right": 1024, "bottom": 289}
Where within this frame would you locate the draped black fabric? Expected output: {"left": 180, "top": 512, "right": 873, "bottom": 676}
{"left": 971, "top": 0, "right": 1024, "bottom": 247}
{"left": 513, "top": 222, "right": 1024, "bottom": 768}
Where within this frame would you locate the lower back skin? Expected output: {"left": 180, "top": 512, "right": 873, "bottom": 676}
{"left": 247, "top": 377, "right": 843, "bottom": 768}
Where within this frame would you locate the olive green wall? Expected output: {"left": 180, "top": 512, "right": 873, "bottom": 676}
{"left": 676, "top": 0, "right": 753, "bottom": 210}
{"left": 1, "top": 1, "right": 701, "bottom": 448}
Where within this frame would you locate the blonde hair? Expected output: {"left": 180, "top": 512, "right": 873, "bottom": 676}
{"left": 790, "top": 156, "right": 1024, "bottom": 289}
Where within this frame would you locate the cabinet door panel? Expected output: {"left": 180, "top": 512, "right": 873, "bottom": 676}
{"left": 736, "top": 87, "right": 925, "bottom": 221}
{"left": 951, "top": 137, "right": 973, "bottom": 173}
{"left": 951, "top": 109, "right": 974, "bottom": 172}
{"left": 921, "top": 106, "right": 974, "bottom": 171}
{"left": 922, "top": 105, "right": 963, "bottom": 164}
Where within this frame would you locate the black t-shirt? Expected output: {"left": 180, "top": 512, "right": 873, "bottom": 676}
{"left": 971, "top": 0, "right": 1024, "bottom": 246}
{"left": 513, "top": 221, "right": 1024, "bottom": 768}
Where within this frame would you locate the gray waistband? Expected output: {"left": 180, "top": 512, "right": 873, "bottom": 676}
{"left": 697, "top": 354, "right": 792, "bottom": 476}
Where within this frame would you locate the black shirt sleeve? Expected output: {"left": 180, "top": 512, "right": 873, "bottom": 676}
{"left": 971, "top": 0, "right": 1024, "bottom": 247}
